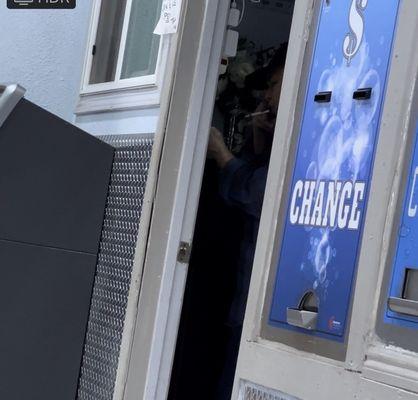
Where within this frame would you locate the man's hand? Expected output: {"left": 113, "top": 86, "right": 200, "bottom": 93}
{"left": 252, "top": 103, "right": 276, "bottom": 155}
{"left": 207, "top": 127, "right": 234, "bottom": 168}
{"left": 253, "top": 102, "right": 276, "bottom": 133}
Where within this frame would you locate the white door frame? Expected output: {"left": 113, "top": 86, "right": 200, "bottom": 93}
{"left": 151, "top": 1, "right": 232, "bottom": 398}
{"left": 122, "top": 0, "right": 231, "bottom": 399}
{"left": 232, "top": 1, "right": 418, "bottom": 399}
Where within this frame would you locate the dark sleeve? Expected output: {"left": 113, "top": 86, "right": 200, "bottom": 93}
{"left": 219, "top": 157, "right": 268, "bottom": 219}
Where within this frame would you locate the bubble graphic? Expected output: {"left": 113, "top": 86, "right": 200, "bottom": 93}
{"left": 399, "top": 225, "right": 411, "bottom": 238}
{"left": 355, "top": 69, "right": 381, "bottom": 126}
{"left": 306, "top": 162, "right": 318, "bottom": 180}
{"left": 303, "top": 41, "right": 377, "bottom": 292}
{"left": 320, "top": 109, "right": 329, "bottom": 125}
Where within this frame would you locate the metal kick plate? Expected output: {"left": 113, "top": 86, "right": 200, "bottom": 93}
{"left": 77, "top": 134, "right": 154, "bottom": 400}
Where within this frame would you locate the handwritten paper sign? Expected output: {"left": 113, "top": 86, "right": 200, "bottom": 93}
{"left": 154, "top": 0, "right": 182, "bottom": 35}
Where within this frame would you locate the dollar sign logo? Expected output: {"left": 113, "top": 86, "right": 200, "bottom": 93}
{"left": 343, "top": 0, "right": 368, "bottom": 65}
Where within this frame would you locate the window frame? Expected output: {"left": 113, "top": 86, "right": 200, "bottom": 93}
{"left": 77, "top": 0, "right": 169, "bottom": 115}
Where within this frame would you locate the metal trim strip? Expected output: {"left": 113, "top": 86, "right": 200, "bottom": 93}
{"left": 0, "top": 84, "right": 26, "bottom": 128}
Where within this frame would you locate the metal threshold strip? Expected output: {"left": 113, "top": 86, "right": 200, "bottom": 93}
{"left": 0, "top": 84, "right": 26, "bottom": 128}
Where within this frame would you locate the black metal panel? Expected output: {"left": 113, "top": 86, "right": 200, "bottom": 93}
{"left": 0, "top": 99, "right": 114, "bottom": 254}
{"left": 0, "top": 240, "right": 97, "bottom": 400}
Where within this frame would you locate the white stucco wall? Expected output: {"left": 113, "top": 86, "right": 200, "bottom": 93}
{"left": 0, "top": 3, "right": 161, "bottom": 134}
{"left": 76, "top": 108, "right": 160, "bottom": 136}
{"left": 0, "top": 3, "right": 92, "bottom": 123}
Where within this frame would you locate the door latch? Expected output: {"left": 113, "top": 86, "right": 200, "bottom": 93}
{"left": 177, "top": 241, "right": 192, "bottom": 264}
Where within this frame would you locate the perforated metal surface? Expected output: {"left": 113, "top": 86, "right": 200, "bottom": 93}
{"left": 77, "top": 134, "right": 154, "bottom": 400}
{"left": 240, "top": 381, "right": 301, "bottom": 400}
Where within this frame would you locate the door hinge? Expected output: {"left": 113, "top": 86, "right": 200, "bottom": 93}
{"left": 177, "top": 241, "right": 192, "bottom": 264}
{"left": 92, "top": 45, "right": 97, "bottom": 56}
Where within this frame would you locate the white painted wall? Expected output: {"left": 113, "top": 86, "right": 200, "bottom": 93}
{"left": 76, "top": 108, "right": 160, "bottom": 136}
{"left": 0, "top": 3, "right": 161, "bottom": 135}
{"left": 0, "top": 3, "right": 92, "bottom": 123}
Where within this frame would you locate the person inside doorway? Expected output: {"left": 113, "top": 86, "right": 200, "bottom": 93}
{"left": 207, "top": 42, "right": 287, "bottom": 399}
{"left": 208, "top": 44, "right": 287, "bottom": 215}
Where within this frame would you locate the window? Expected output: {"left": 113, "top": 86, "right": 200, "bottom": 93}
{"left": 77, "top": 0, "right": 167, "bottom": 114}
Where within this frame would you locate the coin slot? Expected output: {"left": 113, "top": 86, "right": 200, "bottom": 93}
{"left": 353, "top": 87, "right": 372, "bottom": 100}
{"left": 402, "top": 268, "right": 418, "bottom": 302}
{"left": 314, "top": 91, "right": 332, "bottom": 103}
{"left": 299, "top": 291, "right": 319, "bottom": 313}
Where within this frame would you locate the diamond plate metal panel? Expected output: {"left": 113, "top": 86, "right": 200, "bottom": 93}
{"left": 77, "top": 134, "right": 154, "bottom": 400}
{"left": 240, "top": 381, "right": 301, "bottom": 400}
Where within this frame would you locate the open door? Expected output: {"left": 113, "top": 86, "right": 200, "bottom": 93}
{"left": 120, "top": 0, "right": 300, "bottom": 398}
{"left": 122, "top": 0, "right": 297, "bottom": 399}
{"left": 121, "top": 1, "right": 232, "bottom": 399}
{"left": 168, "top": 2, "right": 295, "bottom": 399}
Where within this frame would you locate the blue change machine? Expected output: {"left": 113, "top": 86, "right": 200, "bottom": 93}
{"left": 385, "top": 120, "right": 418, "bottom": 330}
{"left": 376, "top": 111, "right": 418, "bottom": 351}
{"left": 263, "top": 0, "right": 400, "bottom": 358}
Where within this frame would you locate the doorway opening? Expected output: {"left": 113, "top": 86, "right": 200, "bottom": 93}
{"left": 169, "top": 2, "right": 295, "bottom": 399}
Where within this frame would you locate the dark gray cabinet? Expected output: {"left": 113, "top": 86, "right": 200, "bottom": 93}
{"left": 0, "top": 85, "right": 114, "bottom": 399}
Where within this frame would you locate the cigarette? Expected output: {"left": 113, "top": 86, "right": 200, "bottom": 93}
{"left": 244, "top": 110, "right": 270, "bottom": 118}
